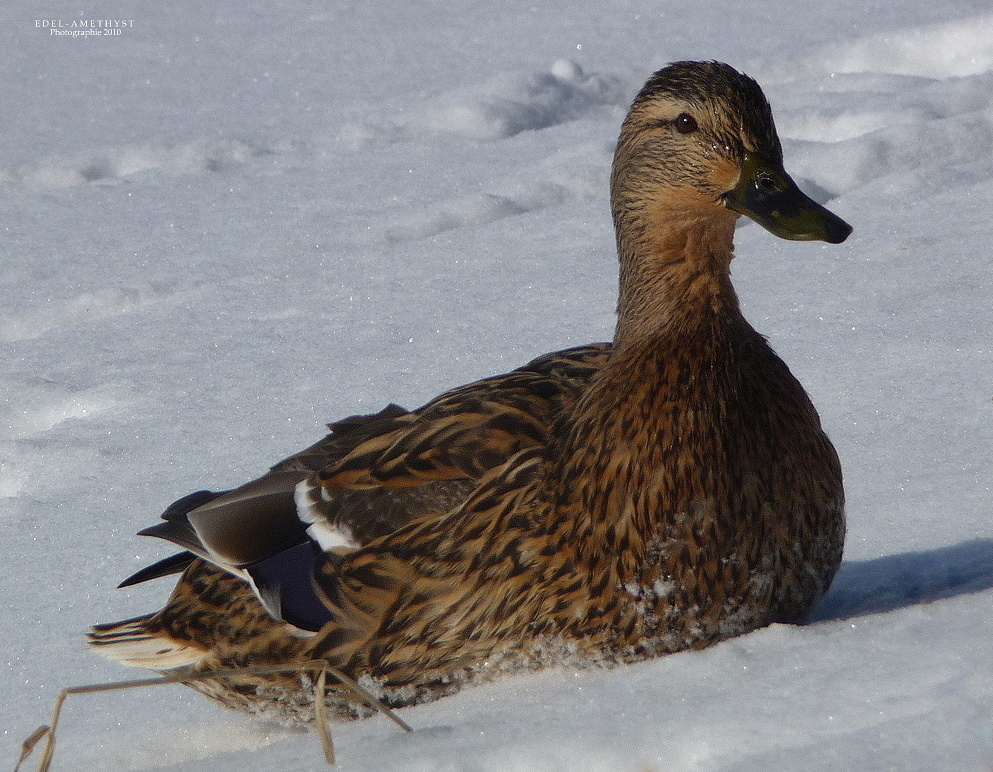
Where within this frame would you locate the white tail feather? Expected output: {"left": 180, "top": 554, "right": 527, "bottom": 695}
{"left": 88, "top": 618, "right": 209, "bottom": 670}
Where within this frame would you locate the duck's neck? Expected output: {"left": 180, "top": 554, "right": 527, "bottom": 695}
{"left": 613, "top": 203, "right": 742, "bottom": 343}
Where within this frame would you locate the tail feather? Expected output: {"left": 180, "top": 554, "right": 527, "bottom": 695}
{"left": 88, "top": 614, "right": 209, "bottom": 670}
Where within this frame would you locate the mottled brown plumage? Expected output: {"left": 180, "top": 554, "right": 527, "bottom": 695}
{"left": 90, "top": 61, "right": 849, "bottom": 724}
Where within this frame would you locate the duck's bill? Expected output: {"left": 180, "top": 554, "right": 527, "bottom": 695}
{"left": 724, "top": 152, "right": 852, "bottom": 244}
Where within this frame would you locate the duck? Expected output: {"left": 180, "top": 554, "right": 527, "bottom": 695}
{"left": 89, "top": 61, "right": 851, "bottom": 725}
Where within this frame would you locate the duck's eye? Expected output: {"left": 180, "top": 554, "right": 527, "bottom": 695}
{"left": 756, "top": 172, "right": 780, "bottom": 193}
{"left": 674, "top": 113, "right": 698, "bottom": 134}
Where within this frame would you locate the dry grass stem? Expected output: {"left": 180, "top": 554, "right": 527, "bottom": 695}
{"left": 14, "top": 661, "right": 412, "bottom": 772}
{"left": 314, "top": 666, "right": 335, "bottom": 765}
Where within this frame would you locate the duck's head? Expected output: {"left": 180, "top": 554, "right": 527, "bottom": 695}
{"left": 611, "top": 61, "right": 851, "bottom": 245}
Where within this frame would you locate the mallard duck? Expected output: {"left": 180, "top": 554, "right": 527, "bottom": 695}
{"left": 89, "top": 61, "right": 850, "bottom": 724}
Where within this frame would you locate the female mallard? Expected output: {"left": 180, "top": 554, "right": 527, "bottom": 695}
{"left": 90, "top": 61, "right": 850, "bottom": 723}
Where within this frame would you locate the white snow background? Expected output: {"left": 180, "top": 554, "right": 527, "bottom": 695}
{"left": 3, "top": 1, "right": 993, "bottom": 770}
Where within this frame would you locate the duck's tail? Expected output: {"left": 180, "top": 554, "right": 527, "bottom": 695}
{"left": 90, "top": 559, "right": 312, "bottom": 675}
{"left": 87, "top": 613, "right": 209, "bottom": 670}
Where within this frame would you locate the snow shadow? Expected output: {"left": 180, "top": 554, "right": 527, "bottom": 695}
{"left": 812, "top": 538, "right": 993, "bottom": 622}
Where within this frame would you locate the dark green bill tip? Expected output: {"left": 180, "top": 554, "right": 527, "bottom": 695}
{"left": 724, "top": 152, "right": 852, "bottom": 244}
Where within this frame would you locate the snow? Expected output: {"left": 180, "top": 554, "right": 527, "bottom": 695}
{"left": 3, "top": 1, "right": 993, "bottom": 770}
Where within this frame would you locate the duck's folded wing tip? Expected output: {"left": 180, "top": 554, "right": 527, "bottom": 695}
{"left": 160, "top": 489, "right": 224, "bottom": 521}
{"left": 118, "top": 551, "right": 197, "bottom": 588}
{"left": 137, "top": 519, "right": 203, "bottom": 552}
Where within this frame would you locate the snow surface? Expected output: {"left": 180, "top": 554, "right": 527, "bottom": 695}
{"left": 3, "top": 1, "right": 993, "bottom": 770}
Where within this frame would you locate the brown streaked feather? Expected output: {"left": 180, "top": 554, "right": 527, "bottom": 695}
{"left": 313, "top": 344, "right": 609, "bottom": 491}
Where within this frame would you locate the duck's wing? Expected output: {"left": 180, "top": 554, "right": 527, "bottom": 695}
{"left": 298, "top": 344, "right": 611, "bottom": 533}
{"left": 122, "top": 344, "right": 609, "bottom": 592}
{"left": 324, "top": 344, "right": 611, "bottom": 489}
